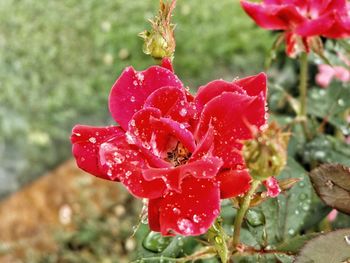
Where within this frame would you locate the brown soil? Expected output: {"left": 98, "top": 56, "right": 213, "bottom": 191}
{"left": 0, "top": 159, "right": 128, "bottom": 262}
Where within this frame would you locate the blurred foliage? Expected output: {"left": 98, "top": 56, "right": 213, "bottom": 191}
{"left": 1, "top": 0, "right": 349, "bottom": 262}
{"left": 0, "top": 0, "right": 271, "bottom": 198}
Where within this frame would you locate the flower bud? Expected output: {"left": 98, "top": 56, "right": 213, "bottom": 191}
{"left": 139, "top": 0, "right": 176, "bottom": 61}
{"left": 243, "top": 122, "right": 289, "bottom": 181}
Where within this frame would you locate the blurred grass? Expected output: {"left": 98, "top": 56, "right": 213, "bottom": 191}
{"left": 0, "top": 0, "right": 271, "bottom": 197}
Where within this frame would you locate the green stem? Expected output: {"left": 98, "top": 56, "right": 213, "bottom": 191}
{"left": 298, "top": 52, "right": 308, "bottom": 117}
{"left": 298, "top": 52, "right": 311, "bottom": 140}
{"left": 232, "top": 180, "right": 261, "bottom": 248}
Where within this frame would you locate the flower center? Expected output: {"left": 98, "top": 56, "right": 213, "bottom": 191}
{"left": 166, "top": 142, "right": 192, "bottom": 167}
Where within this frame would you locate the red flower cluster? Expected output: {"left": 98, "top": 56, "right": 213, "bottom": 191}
{"left": 241, "top": 0, "right": 350, "bottom": 57}
{"left": 71, "top": 60, "right": 267, "bottom": 236}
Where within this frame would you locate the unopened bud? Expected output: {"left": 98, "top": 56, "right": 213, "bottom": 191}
{"left": 139, "top": 0, "right": 176, "bottom": 61}
{"left": 243, "top": 122, "right": 289, "bottom": 181}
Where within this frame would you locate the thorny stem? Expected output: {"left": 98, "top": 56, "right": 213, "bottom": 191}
{"left": 298, "top": 52, "right": 312, "bottom": 140}
{"left": 232, "top": 180, "right": 261, "bottom": 249}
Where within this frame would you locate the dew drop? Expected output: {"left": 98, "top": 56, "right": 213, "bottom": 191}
{"left": 177, "top": 218, "right": 194, "bottom": 235}
{"left": 215, "top": 236, "right": 223, "bottom": 244}
{"left": 130, "top": 119, "right": 136, "bottom": 126}
{"left": 88, "top": 137, "right": 96, "bottom": 144}
{"left": 179, "top": 108, "right": 187, "bottom": 117}
{"left": 193, "top": 214, "right": 201, "bottom": 223}
{"left": 288, "top": 228, "right": 295, "bottom": 236}
{"left": 299, "top": 193, "right": 307, "bottom": 200}
{"left": 125, "top": 131, "right": 136, "bottom": 144}
{"left": 136, "top": 72, "right": 144, "bottom": 83}
{"left": 130, "top": 96, "right": 136, "bottom": 102}
{"left": 173, "top": 207, "right": 181, "bottom": 215}
{"left": 301, "top": 203, "right": 310, "bottom": 211}
{"left": 142, "top": 141, "right": 151, "bottom": 149}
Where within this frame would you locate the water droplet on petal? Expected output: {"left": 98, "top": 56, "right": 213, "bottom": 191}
{"left": 173, "top": 207, "right": 181, "bottom": 215}
{"left": 193, "top": 214, "right": 201, "bottom": 223}
{"left": 130, "top": 96, "right": 136, "bottom": 102}
{"left": 125, "top": 132, "right": 136, "bottom": 144}
{"left": 136, "top": 72, "right": 144, "bottom": 83}
{"left": 89, "top": 137, "right": 96, "bottom": 144}
{"left": 142, "top": 141, "right": 151, "bottom": 149}
{"left": 177, "top": 218, "right": 194, "bottom": 235}
{"left": 212, "top": 209, "right": 219, "bottom": 216}
{"left": 179, "top": 108, "right": 187, "bottom": 117}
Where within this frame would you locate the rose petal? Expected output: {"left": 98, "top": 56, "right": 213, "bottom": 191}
{"left": 144, "top": 86, "right": 195, "bottom": 123}
{"left": 157, "top": 177, "right": 220, "bottom": 236}
{"left": 142, "top": 156, "right": 223, "bottom": 192}
{"left": 160, "top": 57, "right": 174, "bottom": 72}
{"left": 109, "top": 66, "right": 183, "bottom": 130}
{"left": 234, "top": 72, "right": 267, "bottom": 99}
{"left": 128, "top": 107, "right": 172, "bottom": 168}
{"left": 323, "top": 12, "right": 350, "bottom": 38}
{"left": 296, "top": 13, "right": 335, "bottom": 37}
{"left": 197, "top": 92, "right": 267, "bottom": 168}
{"left": 159, "top": 117, "right": 196, "bottom": 153}
{"left": 191, "top": 123, "right": 215, "bottom": 161}
{"left": 129, "top": 107, "right": 197, "bottom": 167}
{"left": 195, "top": 80, "right": 246, "bottom": 113}
{"left": 98, "top": 135, "right": 166, "bottom": 199}
{"left": 71, "top": 125, "right": 123, "bottom": 179}
{"left": 217, "top": 169, "right": 252, "bottom": 198}
{"left": 241, "top": 1, "right": 292, "bottom": 30}
{"left": 148, "top": 198, "right": 162, "bottom": 232}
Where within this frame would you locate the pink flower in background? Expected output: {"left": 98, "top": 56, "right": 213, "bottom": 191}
{"left": 316, "top": 64, "right": 350, "bottom": 88}
{"left": 241, "top": 0, "right": 350, "bottom": 57}
{"left": 71, "top": 59, "right": 268, "bottom": 236}
{"left": 327, "top": 209, "right": 338, "bottom": 222}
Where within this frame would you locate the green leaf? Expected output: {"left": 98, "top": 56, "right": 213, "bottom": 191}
{"left": 295, "top": 229, "right": 350, "bottom": 263}
{"left": 271, "top": 158, "right": 313, "bottom": 241}
{"left": 276, "top": 233, "right": 319, "bottom": 253}
{"left": 307, "top": 84, "right": 350, "bottom": 136}
{"left": 142, "top": 231, "right": 173, "bottom": 253}
{"left": 207, "top": 219, "right": 229, "bottom": 263}
{"left": 232, "top": 253, "right": 294, "bottom": 263}
{"left": 246, "top": 209, "right": 265, "bottom": 227}
{"left": 332, "top": 212, "right": 350, "bottom": 229}
{"left": 310, "top": 163, "right": 350, "bottom": 215}
{"left": 244, "top": 158, "right": 313, "bottom": 248}
{"left": 303, "top": 135, "right": 350, "bottom": 166}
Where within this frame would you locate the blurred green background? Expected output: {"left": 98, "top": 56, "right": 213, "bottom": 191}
{"left": 0, "top": 0, "right": 272, "bottom": 198}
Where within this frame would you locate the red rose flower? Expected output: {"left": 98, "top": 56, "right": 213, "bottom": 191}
{"left": 241, "top": 0, "right": 350, "bottom": 57}
{"left": 71, "top": 59, "right": 267, "bottom": 236}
